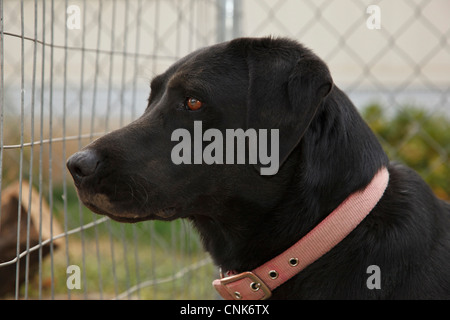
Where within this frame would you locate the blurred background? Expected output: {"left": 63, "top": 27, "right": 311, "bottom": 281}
{"left": 0, "top": 0, "right": 449, "bottom": 299}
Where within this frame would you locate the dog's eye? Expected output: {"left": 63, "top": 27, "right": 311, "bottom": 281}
{"left": 185, "top": 97, "right": 203, "bottom": 111}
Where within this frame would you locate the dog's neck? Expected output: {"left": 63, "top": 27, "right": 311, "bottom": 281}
{"left": 213, "top": 167, "right": 390, "bottom": 300}
{"left": 191, "top": 87, "right": 389, "bottom": 276}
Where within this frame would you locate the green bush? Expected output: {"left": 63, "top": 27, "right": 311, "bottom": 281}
{"left": 362, "top": 104, "right": 450, "bottom": 201}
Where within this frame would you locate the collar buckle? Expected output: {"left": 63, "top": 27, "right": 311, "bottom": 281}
{"left": 213, "top": 271, "right": 272, "bottom": 300}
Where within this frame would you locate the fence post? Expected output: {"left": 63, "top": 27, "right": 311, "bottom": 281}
{"left": 217, "top": 0, "right": 241, "bottom": 43}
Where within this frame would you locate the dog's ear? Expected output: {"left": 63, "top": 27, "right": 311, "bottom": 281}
{"left": 243, "top": 38, "right": 333, "bottom": 174}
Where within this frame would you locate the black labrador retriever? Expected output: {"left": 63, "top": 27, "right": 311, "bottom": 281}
{"left": 67, "top": 37, "right": 450, "bottom": 299}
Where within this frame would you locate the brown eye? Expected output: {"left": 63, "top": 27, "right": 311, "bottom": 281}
{"left": 185, "top": 97, "right": 203, "bottom": 111}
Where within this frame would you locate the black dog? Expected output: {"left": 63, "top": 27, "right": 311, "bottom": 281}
{"left": 67, "top": 37, "right": 450, "bottom": 299}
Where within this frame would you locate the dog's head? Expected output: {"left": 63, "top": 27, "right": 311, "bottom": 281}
{"left": 67, "top": 37, "right": 333, "bottom": 223}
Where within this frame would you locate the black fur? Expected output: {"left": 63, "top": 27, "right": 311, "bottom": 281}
{"left": 67, "top": 37, "right": 450, "bottom": 299}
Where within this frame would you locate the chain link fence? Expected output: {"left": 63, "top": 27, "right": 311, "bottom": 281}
{"left": 0, "top": 0, "right": 449, "bottom": 299}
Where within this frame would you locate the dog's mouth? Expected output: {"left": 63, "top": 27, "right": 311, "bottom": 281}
{"left": 86, "top": 202, "right": 178, "bottom": 223}
{"left": 78, "top": 192, "right": 179, "bottom": 223}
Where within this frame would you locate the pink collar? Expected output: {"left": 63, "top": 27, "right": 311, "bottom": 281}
{"left": 213, "top": 167, "right": 389, "bottom": 300}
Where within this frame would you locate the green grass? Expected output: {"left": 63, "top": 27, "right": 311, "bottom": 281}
{"left": 21, "top": 234, "right": 216, "bottom": 300}
{"left": 16, "top": 218, "right": 216, "bottom": 299}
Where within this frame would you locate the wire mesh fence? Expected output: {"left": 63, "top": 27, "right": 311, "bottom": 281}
{"left": 0, "top": 0, "right": 449, "bottom": 300}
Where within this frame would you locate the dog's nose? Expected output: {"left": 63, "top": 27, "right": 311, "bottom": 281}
{"left": 67, "top": 149, "right": 100, "bottom": 187}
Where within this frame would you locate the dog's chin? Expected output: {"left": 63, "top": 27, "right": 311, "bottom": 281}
{"left": 77, "top": 192, "right": 179, "bottom": 223}
{"left": 85, "top": 202, "right": 179, "bottom": 223}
